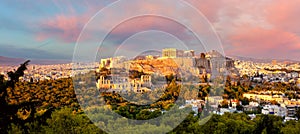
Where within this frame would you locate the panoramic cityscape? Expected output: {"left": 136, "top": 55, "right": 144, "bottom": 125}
{"left": 1, "top": 0, "right": 300, "bottom": 134}
{"left": 2, "top": 47, "right": 300, "bottom": 133}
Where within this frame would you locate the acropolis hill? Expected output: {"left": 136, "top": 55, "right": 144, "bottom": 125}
{"left": 98, "top": 49, "right": 234, "bottom": 76}
{"left": 128, "top": 58, "right": 194, "bottom": 75}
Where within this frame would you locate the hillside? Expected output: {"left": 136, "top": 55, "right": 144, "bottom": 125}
{"left": 0, "top": 56, "right": 25, "bottom": 65}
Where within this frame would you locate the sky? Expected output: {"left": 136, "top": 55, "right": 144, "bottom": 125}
{"left": 0, "top": 0, "right": 300, "bottom": 61}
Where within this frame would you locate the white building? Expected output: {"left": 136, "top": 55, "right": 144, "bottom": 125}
{"left": 261, "top": 105, "right": 286, "bottom": 117}
{"left": 96, "top": 75, "right": 153, "bottom": 93}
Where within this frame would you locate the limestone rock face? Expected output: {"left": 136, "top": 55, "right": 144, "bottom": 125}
{"left": 129, "top": 59, "right": 179, "bottom": 75}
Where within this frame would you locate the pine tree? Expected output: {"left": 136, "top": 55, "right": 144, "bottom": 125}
{"left": 0, "top": 60, "right": 39, "bottom": 133}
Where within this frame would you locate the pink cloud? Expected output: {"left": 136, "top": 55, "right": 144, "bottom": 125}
{"left": 38, "top": 15, "right": 88, "bottom": 42}
{"left": 265, "top": 0, "right": 300, "bottom": 33}
{"left": 37, "top": 0, "right": 221, "bottom": 43}
{"left": 200, "top": 0, "right": 300, "bottom": 60}
{"left": 226, "top": 27, "right": 300, "bottom": 59}
{"left": 186, "top": 0, "right": 223, "bottom": 22}
{"left": 108, "top": 16, "right": 188, "bottom": 38}
{"left": 34, "top": 0, "right": 300, "bottom": 61}
{"left": 36, "top": 1, "right": 108, "bottom": 43}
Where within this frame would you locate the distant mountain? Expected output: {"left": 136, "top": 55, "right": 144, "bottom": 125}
{"left": 228, "top": 55, "right": 299, "bottom": 63}
{"left": 0, "top": 56, "right": 71, "bottom": 65}
{"left": 0, "top": 56, "right": 25, "bottom": 65}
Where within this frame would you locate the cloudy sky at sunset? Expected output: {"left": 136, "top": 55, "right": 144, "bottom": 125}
{"left": 1, "top": 0, "right": 300, "bottom": 61}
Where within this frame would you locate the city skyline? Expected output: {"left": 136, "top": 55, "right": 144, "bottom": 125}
{"left": 1, "top": 0, "right": 300, "bottom": 61}
{"left": 2, "top": 1, "right": 300, "bottom": 133}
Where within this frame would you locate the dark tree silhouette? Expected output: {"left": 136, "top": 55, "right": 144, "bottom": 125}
{"left": 7, "top": 60, "right": 30, "bottom": 88}
{"left": 0, "top": 60, "right": 40, "bottom": 133}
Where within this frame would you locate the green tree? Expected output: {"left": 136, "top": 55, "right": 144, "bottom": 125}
{"left": 295, "top": 108, "right": 300, "bottom": 120}
{"left": 254, "top": 114, "right": 283, "bottom": 134}
{"left": 43, "top": 107, "right": 103, "bottom": 134}
{"left": 281, "top": 121, "right": 300, "bottom": 134}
